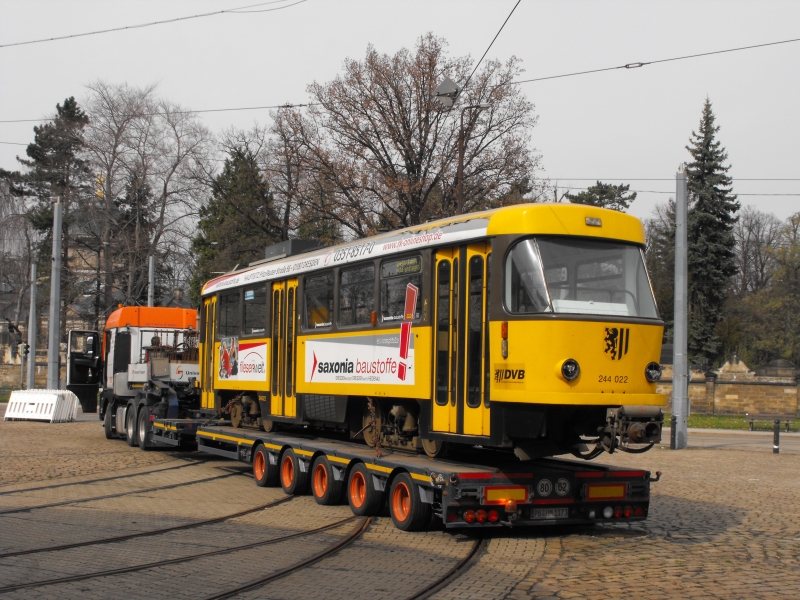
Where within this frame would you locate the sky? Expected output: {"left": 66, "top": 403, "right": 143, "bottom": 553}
{"left": 1, "top": 0, "right": 798, "bottom": 224}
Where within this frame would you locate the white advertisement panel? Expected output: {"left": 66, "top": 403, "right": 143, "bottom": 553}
{"left": 306, "top": 333, "right": 415, "bottom": 385}
{"left": 218, "top": 338, "right": 268, "bottom": 382}
{"left": 169, "top": 362, "right": 200, "bottom": 382}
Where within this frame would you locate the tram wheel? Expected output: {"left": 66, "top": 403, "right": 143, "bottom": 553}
{"left": 389, "top": 473, "right": 431, "bottom": 531}
{"left": 253, "top": 445, "right": 278, "bottom": 487}
{"left": 311, "top": 456, "right": 344, "bottom": 506}
{"left": 361, "top": 401, "right": 383, "bottom": 448}
{"left": 231, "top": 402, "right": 243, "bottom": 428}
{"left": 280, "top": 448, "right": 310, "bottom": 495}
{"left": 421, "top": 438, "right": 448, "bottom": 459}
{"left": 347, "top": 463, "right": 383, "bottom": 516}
{"left": 125, "top": 405, "right": 137, "bottom": 447}
{"left": 259, "top": 418, "right": 276, "bottom": 433}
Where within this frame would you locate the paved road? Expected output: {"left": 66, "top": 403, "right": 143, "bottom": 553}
{"left": 1, "top": 404, "right": 798, "bottom": 599}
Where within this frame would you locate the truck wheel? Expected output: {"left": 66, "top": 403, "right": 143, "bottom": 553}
{"left": 280, "top": 448, "right": 310, "bottom": 495}
{"left": 253, "top": 445, "right": 278, "bottom": 487}
{"left": 125, "top": 405, "right": 137, "bottom": 447}
{"left": 137, "top": 408, "right": 151, "bottom": 451}
{"left": 104, "top": 406, "right": 115, "bottom": 440}
{"left": 347, "top": 463, "right": 383, "bottom": 516}
{"left": 389, "top": 473, "right": 431, "bottom": 531}
{"left": 311, "top": 456, "right": 344, "bottom": 506}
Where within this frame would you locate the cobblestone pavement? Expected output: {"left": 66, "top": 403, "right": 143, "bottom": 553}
{"left": 1, "top": 405, "right": 798, "bottom": 600}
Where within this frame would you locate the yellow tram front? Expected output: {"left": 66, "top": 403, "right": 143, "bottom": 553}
{"left": 198, "top": 203, "right": 665, "bottom": 460}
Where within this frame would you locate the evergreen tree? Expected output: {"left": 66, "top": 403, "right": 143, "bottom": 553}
{"left": 685, "top": 98, "right": 739, "bottom": 363}
{"left": 189, "top": 148, "right": 281, "bottom": 303}
{"left": 565, "top": 181, "right": 637, "bottom": 212}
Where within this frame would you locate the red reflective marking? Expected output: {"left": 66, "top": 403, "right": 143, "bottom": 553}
{"left": 532, "top": 498, "right": 575, "bottom": 505}
{"left": 611, "top": 471, "right": 646, "bottom": 478}
{"left": 575, "top": 472, "right": 605, "bottom": 478}
{"left": 458, "top": 472, "right": 494, "bottom": 479}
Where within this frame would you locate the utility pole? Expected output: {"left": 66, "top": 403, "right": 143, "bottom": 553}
{"left": 27, "top": 264, "right": 37, "bottom": 389}
{"left": 147, "top": 255, "right": 155, "bottom": 307}
{"left": 671, "top": 164, "right": 689, "bottom": 449}
{"left": 46, "top": 200, "right": 63, "bottom": 390}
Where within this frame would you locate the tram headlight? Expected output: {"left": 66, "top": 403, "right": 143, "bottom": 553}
{"left": 559, "top": 358, "right": 580, "bottom": 382}
{"left": 644, "top": 362, "right": 662, "bottom": 383}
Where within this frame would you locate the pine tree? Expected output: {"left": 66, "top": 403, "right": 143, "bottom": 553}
{"left": 565, "top": 181, "right": 637, "bottom": 212}
{"left": 685, "top": 98, "right": 739, "bottom": 364}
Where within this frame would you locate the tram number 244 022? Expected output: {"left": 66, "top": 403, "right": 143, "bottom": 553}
{"left": 598, "top": 375, "right": 628, "bottom": 384}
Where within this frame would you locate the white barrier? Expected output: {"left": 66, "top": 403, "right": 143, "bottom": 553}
{"left": 3, "top": 390, "right": 79, "bottom": 423}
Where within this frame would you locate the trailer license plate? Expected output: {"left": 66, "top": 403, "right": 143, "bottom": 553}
{"left": 532, "top": 507, "right": 568, "bottom": 520}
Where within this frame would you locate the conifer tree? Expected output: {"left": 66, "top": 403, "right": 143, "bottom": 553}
{"left": 685, "top": 98, "right": 739, "bottom": 364}
{"left": 564, "top": 181, "right": 636, "bottom": 212}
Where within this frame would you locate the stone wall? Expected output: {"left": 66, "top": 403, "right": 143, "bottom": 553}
{"left": 657, "top": 360, "right": 799, "bottom": 417}
{"left": 0, "top": 364, "right": 65, "bottom": 390}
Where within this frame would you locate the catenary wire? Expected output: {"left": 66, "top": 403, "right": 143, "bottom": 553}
{"left": 0, "top": 0, "right": 308, "bottom": 49}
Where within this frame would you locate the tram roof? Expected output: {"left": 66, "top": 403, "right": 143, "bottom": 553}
{"left": 201, "top": 203, "right": 645, "bottom": 296}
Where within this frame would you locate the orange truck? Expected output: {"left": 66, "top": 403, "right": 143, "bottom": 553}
{"left": 67, "top": 306, "right": 200, "bottom": 449}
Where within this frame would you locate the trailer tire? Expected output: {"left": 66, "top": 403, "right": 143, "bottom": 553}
{"left": 311, "top": 456, "right": 344, "bottom": 506}
{"left": 125, "top": 405, "right": 137, "bottom": 447}
{"left": 253, "top": 445, "right": 278, "bottom": 487}
{"left": 347, "top": 463, "right": 383, "bottom": 516}
{"left": 137, "top": 408, "right": 151, "bottom": 451}
{"left": 279, "top": 448, "right": 310, "bottom": 495}
{"left": 389, "top": 473, "right": 431, "bottom": 531}
{"left": 104, "top": 406, "right": 115, "bottom": 439}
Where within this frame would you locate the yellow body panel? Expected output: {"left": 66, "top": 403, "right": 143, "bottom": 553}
{"left": 490, "top": 320, "right": 666, "bottom": 406}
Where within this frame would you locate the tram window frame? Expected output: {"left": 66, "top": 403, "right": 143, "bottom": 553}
{"left": 242, "top": 284, "right": 269, "bottom": 337}
{"left": 338, "top": 264, "right": 376, "bottom": 328}
{"left": 217, "top": 290, "right": 242, "bottom": 339}
{"left": 379, "top": 254, "right": 423, "bottom": 324}
{"left": 303, "top": 271, "right": 335, "bottom": 330}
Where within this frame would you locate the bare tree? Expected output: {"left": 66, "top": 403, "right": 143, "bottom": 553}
{"left": 284, "top": 33, "right": 544, "bottom": 237}
{"left": 731, "top": 206, "right": 782, "bottom": 298}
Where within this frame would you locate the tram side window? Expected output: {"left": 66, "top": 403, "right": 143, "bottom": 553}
{"left": 380, "top": 255, "right": 422, "bottom": 322}
{"left": 305, "top": 272, "right": 334, "bottom": 329}
{"left": 339, "top": 265, "right": 375, "bottom": 326}
{"left": 243, "top": 285, "right": 268, "bottom": 336}
{"left": 218, "top": 291, "right": 241, "bottom": 337}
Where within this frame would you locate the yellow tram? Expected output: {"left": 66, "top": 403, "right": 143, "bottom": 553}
{"left": 198, "top": 203, "right": 665, "bottom": 460}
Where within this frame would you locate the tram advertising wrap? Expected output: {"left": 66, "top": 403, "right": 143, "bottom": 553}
{"left": 306, "top": 333, "right": 415, "bottom": 384}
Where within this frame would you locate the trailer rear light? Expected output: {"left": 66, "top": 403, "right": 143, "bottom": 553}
{"left": 603, "top": 506, "right": 613, "bottom": 518}
{"left": 505, "top": 499, "right": 518, "bottom": 513}
{"left": 586, "top": 483, "right": 627, "bottom": 501}
{"left": 476, "top": 510, "right": 488, "bottom": 523}
{"left": 624, "top": 505, "right": 633, "bottom": 518}
{"left": 488, "top": 509, "right": 499, "bottom": 523}
{"left": 463, "top": 510, "right": 477, "bottom": 523}
{"left": 613, "top": 506, "right": 623, "bottom": 518}
{"left": 588, "top": 510, "right": 596, "bottom": 519}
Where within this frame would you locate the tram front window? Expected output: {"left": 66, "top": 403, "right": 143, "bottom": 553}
{"left": 505, "top": 237, "right": 658, "bottom": 318}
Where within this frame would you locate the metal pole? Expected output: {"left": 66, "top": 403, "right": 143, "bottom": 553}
{"left": 46, "top": 200, "right": 63, "bottom": 390}
{"left": 671, "top": 165, "right": 689, "bottom": 449}
{"left": 773, "top": 420, "right": 780, "bottom": 454}
{"left": 147, "top": 255, "right": 155, "bottom": 307}
{"left": 20, "top": 343, "right": 25, "bottom": 389}
{"left": 27, "top": 263, "right": 37, "bottom": 389}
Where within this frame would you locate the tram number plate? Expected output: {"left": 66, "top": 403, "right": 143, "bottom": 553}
{"left": 532, "top": 507, "right": 568, "bottom": 520}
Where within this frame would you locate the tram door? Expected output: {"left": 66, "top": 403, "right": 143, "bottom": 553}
{"left": 270, "top": 279, "right": 299, "bottom": 418}
{"left": 432, "top": 243, "right": 491, "bottom": 437}
{"left": 201, "top": 296, "right": 217, "bottom": 410}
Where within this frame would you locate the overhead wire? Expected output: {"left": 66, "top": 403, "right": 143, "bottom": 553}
{"left": 0, "top": 0, "right": 308, "bottom": 49}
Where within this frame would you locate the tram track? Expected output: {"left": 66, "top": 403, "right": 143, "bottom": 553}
{"left": 406, "top": 536, "right": 488, "bottom": 600}
{"left": 0, "top": 455, "right": 209, "bottom": 497}
{"left": 0, "top": 471, "right": 240, "bottom": 515}
{"left": 0, "top": 515, "right": 364, "bottom": 595}
{"left": 0, "top": 496, "right": 293, "bottom": 559}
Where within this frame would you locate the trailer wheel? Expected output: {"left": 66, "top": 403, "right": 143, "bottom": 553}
{"left": 104, "top": 406, "right": 115, "bottom": 439}
{"left": 125, "top": 405, "right": 137, "bottom": 447}
{"left": 347, "top": 463, "right": 383, "bottom": 516}
{"left": 279, "top": 448, "right": 310, "bottom": 495}
{"left": 253, "top": 445, "right": 278, "bottom": 487}
{"left": 137, "top": 408, "right": 151, "bottom": 451}
{"left": 311, "top": 456, "right": 344, "bottom": 506}
{"left": 389, "top": 473, "right": 431, "bottom": 531}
